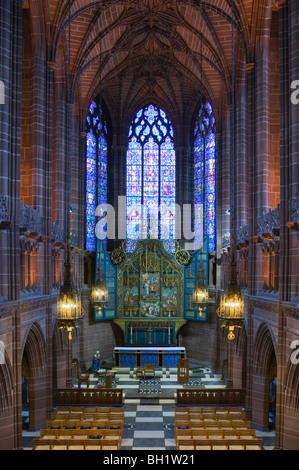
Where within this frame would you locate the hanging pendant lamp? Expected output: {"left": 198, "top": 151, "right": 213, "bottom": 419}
{"left": 56, "top": 0, "right": 84, "bottom": 340}
{"left": 91, "top": 241, "right": 109, "bottom": 312}
{"left": 57, "top": 238, "right": 84, "bottom": 340}
{"left": 217, "top": 0, "right": 246, "bottom": 340}
{"left": 193, "top": 254, "right": 210, "bottom": 317}
{"left": 217, "top": 237, "right": 246, "bottom": 340}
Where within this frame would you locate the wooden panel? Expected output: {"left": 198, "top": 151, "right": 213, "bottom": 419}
{"left": 53, "top": 388, "right": 123, "bottom": 406}
{"left": 176, "top": 389, "right": 246, "bottom": 405}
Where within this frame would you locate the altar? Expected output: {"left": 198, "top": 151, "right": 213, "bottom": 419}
{"left": 114, "top": 346, "right": 186, "bottom": 368}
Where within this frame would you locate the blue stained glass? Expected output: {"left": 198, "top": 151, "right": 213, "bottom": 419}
{"left": 144, "top": 125, "right": 151, "bottom": 136}
{"left": 85, "top": 99, "right": 108, "bottom": 251}
{"left": 145, "top": 105, "right": 159, "bottom": 125}
{"left": 136, "top": 125, "right": 143, "bottom": 136}
{"left": 194, "top": 100, "right": 216, "bottom": 251}
{"left": 89, "top": 101, "right": 97, "bottom": 114}
{"left": 126, "top": 105, "right": 176, "bottom": 242}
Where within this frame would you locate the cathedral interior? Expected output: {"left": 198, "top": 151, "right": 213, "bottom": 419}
{"left": 0, "top": 0, "right": 299, "bottom": 452}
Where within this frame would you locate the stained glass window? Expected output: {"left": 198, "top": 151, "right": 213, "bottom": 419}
{"left": 194, "top": 100, "right": 216, "bottom": 252}
{"left": 85, "top": 99, "right": 108, "bottom": 251}
{"left": 126, "top": 105, "right": 176, "bottom": 242}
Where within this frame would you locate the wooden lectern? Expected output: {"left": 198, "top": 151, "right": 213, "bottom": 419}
{"left": 177, "top": 358, "right": 189, "bottom": 384}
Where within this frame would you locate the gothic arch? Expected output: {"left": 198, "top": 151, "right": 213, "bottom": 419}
{"left": 0, "top": 352, "right": 13, "bottom": 412}
{"left": 283, "top": 353, "right": 299, "bottom": 410}
{"left": 22, "top": 322, "right": 47, "bottom": 379}
{"left": 253, "top": 322, "right": 277, "bottom": 376}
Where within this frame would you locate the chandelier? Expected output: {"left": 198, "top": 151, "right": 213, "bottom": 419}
{"left": 217, "top": 237, "right": 246, "bottom": 340}
{"left": 192, "top": 254, "right": 210, "bottom": 317}
{"left": 217, "top": 0, "right": 246, "bottom": 341}
{"left": 57, "top": 239, "right": 84, "bottom": 340}
{"left": 56, "top": 0, "right": 84, "bottom": 340}
{"left": 90, "top": 241, "right": 109, "bottom": 312}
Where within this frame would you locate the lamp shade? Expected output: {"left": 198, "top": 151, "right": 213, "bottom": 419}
{"left": 217, "top": 238, "right": 246, "bottom": 340}
{"left": 56, "top": 240, "right": 84, "bottom": 340}
{"left": 57, "top": 287, "right": 84, "bottom": 340}
{"left": 91, "top": 279, "right": 109, "bottom": 307}
{"left": 192, "top": 282, "right": 210, "bottom": 313}
{"left": 91, "top": 241, "right": 109, "bottom": 310}
{"left": 192, "top": 254, "right": 210, "bottom": 315}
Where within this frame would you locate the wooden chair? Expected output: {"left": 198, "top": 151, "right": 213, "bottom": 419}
{"left": 101, "top": 439, "right": 121, "bottom": 450}
{"left": 33, "top": 439, "right": 52, "bottom": 450}
{"left": 177, "top": 439, "right": 196, "bottom": 450}
{"left": 143, "top": 364, "right": 155, "bottom": 378}
{"left": 227, "top": 439, "right": 263, "bottom": 451}
{"left": 84, "top": 439, "right": 104, "bottom": 450}
{"left": 72, "top": 358, "right": 90, "bottom": 388}
{"left": 67, "top": 439, "right": 86, "bottom": 450}
{"left": 50, "top": 439, "right": 69, "bottom": 450}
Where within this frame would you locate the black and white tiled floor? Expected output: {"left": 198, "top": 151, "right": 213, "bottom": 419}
{"left": 22, "top": 363, "right": 276, "bottom": 450}
{"left": 121, "top": 404, "right": 176, "bottom": 450}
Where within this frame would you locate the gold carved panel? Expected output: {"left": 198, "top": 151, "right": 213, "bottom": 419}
{"left": 116, "top": 239, "right": 184, "bottom": 319}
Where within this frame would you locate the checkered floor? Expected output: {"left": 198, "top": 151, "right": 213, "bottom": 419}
{"left": 95, "top": 364, "right": 226, "bottom": 404}
{"left": 22, "top": 362, "right": 276, "bottom": 450}
{"left": 122, "top": 404, "right": 176, "bottom": 450}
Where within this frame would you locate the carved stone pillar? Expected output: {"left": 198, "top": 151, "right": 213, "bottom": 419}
{"left": 110, "top": 143, "right": 127, "bottom": 250}
{"left": 276, "top": 0, "right": 288, "bottom": 451}
{"left": 175, "top": 145, "right": 192, "bottom": 249}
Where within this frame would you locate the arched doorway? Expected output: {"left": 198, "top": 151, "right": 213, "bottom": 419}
{"left": 252, "top": 323, "right": 277, "bottom": 431}
{"left": 21, "top": 323, "right": 47, "bottom": 431}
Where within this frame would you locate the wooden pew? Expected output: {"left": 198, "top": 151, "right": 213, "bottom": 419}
{"left": 175, "top": 428, "right": 256, "bottom": 443}
{"left": 177, "top": 438, "right": 263, "bottom": 451}
{"left": 33, "top": 438, "right": 120, "bottom": 451}
{"left": 175, "top": 406, "right": 244, "bottom": 416}
{"left": 56, "top": 406, "right": 124, "bottom": 414}
{"left": 46, "top": 419, "right": 124, "bottom": 430}
{"left": 40, "top": 428, "right": 122, "bottom": 440}
{"left": 175, "top": 420, "right": 252, "bottom": 432}
{"left": 176, "top": 412, "right": 246, "bottom": 422}
{"left": 50, "top": 412, "right": 125, "bottom": 424}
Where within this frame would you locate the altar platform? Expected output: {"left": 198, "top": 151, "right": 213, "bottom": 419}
{"left": 114, "top": 346, "right": 186, "bottom": 368}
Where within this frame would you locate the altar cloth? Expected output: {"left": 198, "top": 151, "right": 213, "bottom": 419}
{"left": 114, "top": 346, "right": 186, "bottom": 368}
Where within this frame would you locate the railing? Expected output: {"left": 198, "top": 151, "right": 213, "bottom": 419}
{"left": 53, "top": 388, "right": 123, "bottom": 406}
{"left": 176, "top": 388, "right": 245, "bottom": 405}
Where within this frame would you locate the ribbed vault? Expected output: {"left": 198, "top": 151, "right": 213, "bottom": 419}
{"left": 29, "top": 0, "right": 277, "bottom": 129}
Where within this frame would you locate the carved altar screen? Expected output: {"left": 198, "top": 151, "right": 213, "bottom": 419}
{"left": 118, "top": 240, "right": 183, "bottom": 318}
{"left": 115, "top": 239, "right": 186, "bottom": 345}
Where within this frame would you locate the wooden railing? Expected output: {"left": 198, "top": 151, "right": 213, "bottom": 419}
{"left": 176, "top": 389, "right": 245, "bottom": 405}
{"left": 53, "top": 388, "right": 123, "bottom": 406}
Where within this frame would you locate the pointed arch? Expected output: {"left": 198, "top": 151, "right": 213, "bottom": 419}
{"left": 0, "top": 353, "right": 13, "bottom": 412}
{"left": 126, "top": 104, "right": 176, "bottom": 245}
{"left": 253, "top": 322, "right": 277, "bottom": 376}
{"left": 85, "top": 97, "right": 110, "bottom": 251}
{"left": 193, "top": 98, "right": 216, "bottom": 251}
{"left": 283, "top": 351, "right": 299, "bottom": 410}
{"left": 22, "top": 322, "right": 47, "bottom": 379}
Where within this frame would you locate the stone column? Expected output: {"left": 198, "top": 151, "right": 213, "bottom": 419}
{"left": 245, "top": 61, "right": 256, "bottom": 423}
{"left": 235, "top": 74, "right": 249, "bottom": 229}
{"left": 110, "top": 140, "right": 127, "bottom": 250}
{"left": 175, "top": 145, "right": 192, "bottom": 249}
{"left": 276, "top": 0, "right": 289, "bottom": 451}
{"left": 215, "top": 132, "right": 223, "bottom": 289}
{"left": 255, "top": 25, "right": 272, "bottom": 216}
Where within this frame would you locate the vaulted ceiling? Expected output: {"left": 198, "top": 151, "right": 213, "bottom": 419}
{"left": 36, "top": 0, "right": 277, "bottom": 129}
